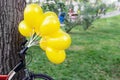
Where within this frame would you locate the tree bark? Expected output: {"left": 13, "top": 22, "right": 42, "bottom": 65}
{"left": 0, "top": 0, "right": 26, "bottom": 80}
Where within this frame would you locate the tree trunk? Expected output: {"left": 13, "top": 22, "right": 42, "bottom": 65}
{"left": 0, "top": 0, "right": 26, "bottom": 80}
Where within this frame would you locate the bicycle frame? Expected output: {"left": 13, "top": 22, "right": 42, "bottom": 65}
{"left": 0, "top": 40, "right": 53, "bottom": 80}
{"left": 0, "top": 75, "right": 8, "bottom": 80}
{"left": 0, "top": 60, "right": 25, "bottom": 80}
{"left": 0, "top": 40, "right": 28, "bottom": 80}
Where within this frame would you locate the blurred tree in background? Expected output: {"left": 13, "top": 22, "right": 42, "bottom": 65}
{"left": 26, "top": 0, "right": 109, "bottom": 32}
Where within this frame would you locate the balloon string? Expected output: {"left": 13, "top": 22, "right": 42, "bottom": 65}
{"left": 27, "top": 33, "right": 35, "bottom": 47}
{"left": 29, "top": 37, "right": 38, "bottom": 47}
{"left": 26, "top": 29, "right": 35, "bottom": 47}
{"left": 29, "top": 33, "right": 41, "bottom": 46}
{"left": 26, "top": 28, "right": 41, "bottom": 47}
{"left": 27, "top": 34, "right": 40, "bottom": 47}
{"left": 27, "top": 35, "right": 36, "bottom": 47}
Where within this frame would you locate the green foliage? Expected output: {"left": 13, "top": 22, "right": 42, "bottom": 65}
{"left": 39, "top": 1, "right": 108, "bottom": 32}
{"left": 42, "top": 2, "right": 58, "bottom": 14}
{"left": 80, "top": 0, "right": 89, "bottom": 2}
{"left": 57, "top": 2, "right": 67, "bottom": 12}
{"left": 80, "top": 2, "right": 101, "bottom": 30}
{"left": 64, "top": 2, "right": 108, "bottom": 32}
{"left": 41, "top": 0, "right": 67, "bottom": 14}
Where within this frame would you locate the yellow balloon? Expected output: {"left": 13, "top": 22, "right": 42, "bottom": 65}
{"left": 35, "top": 26, "right": 41, "bottom": 36}
{"left": 39, "top": 12, "right": 60, "bottom": 36}
{"left": 35, "top": 11, "right": 58, "bottom": 36}
{"left": 18, "top": 20, "right": 34, "bottom": 37}
{"left": 47, "top": 30, "right": 71, "bottom": 50}
{"left": 48, "top": 29, "right": 65, "bottom": 37}
{"left": 24, "top": 4, "right": 43, "bottom": 28}
{"left": 44, "top": 11, "right": 58, "bottom": 18}
{"left": 39, "top": 37, "right": 47, "bottom": 51}
{"left": 46, "top": 48, "right": 66, "bottom": 64}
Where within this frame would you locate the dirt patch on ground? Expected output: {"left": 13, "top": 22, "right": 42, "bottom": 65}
{"left": 68, "top": 45, "right": 84, "bottom": 51}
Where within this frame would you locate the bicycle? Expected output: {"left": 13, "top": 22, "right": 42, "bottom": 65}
{"left": 0, "top": 40, "right": 54, "bottom": 80}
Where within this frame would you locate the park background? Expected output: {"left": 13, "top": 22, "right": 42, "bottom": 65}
{"left": 25, "top": 0, "right": 120, "bottom": 80}
{"left": 0, "top": 0, "right": 120, "bottom": 80}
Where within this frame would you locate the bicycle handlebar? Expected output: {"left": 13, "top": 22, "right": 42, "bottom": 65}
{"left": 19, "top": 47, "right": 28, "bottom": 55}
{"left": 14, "top": 40, "right": 29, "bottom": 73}
{"left": 7, "top": 40, "right": 54, "bottom": 80}
{"left": 13, "top": 60, "right": 24, "bottom": 72}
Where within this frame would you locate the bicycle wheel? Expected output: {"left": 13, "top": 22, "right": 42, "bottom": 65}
{"left": 23, "top": 73, "right": 54, "bottom": 80}
{"left": 32, "top": 73, "right": 54, "bottom": 80}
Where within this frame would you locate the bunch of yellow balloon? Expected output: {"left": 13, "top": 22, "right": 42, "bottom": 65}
{"left": 19, "top": 4, "right": 43, "bottom": 37}
{"left": 18, "top": 4, "right": 71, "bottom": 64}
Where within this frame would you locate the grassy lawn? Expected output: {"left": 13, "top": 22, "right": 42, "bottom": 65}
{"left": 27, "top": 16, "right": 120, "bottom": 80}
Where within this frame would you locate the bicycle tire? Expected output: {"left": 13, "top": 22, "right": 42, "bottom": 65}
{"left": 32, "top": 73, "right": 54, "bottom": 80}
{"left": 23, "top": 73, "right": 54, "bottom": 80}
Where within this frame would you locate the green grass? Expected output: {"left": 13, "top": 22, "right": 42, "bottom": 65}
{"left": 106, "top": 7, "right": 116, "bottom": 12}
{"left": 27, "top": 16, "right": 120, "bottom": 80}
